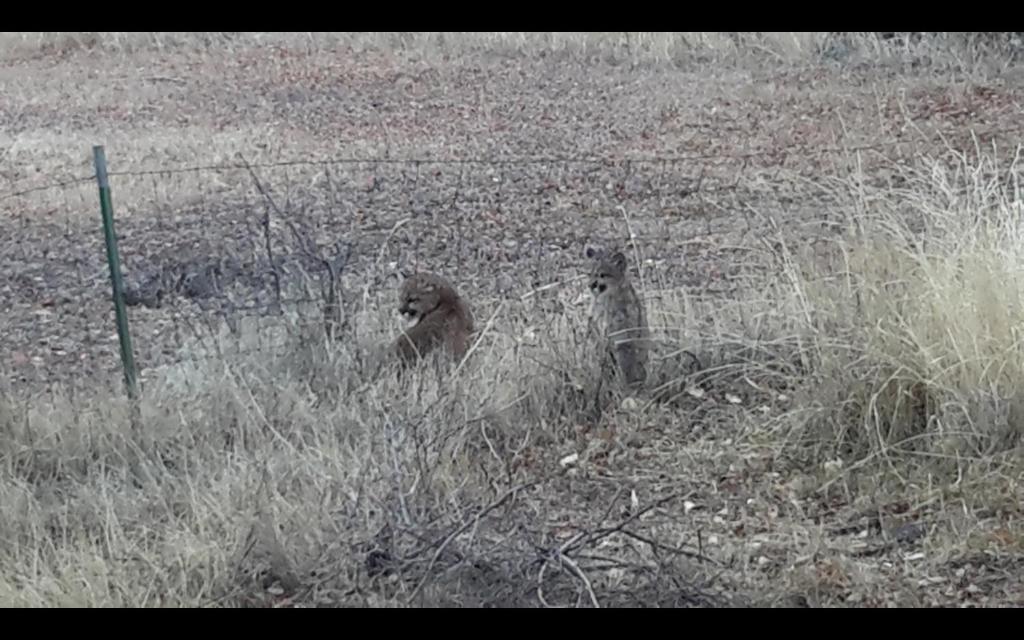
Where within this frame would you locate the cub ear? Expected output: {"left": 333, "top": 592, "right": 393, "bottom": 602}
{"left": 610, "top": 251, "right": 627, "bottom": 272}
{"left": 585, "top": 245, "right": 603, "bottom": 260}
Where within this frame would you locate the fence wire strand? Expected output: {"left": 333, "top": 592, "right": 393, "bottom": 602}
{"left": 4, "top": 122, "right": 1022, "bottom": 202}
{"left": 4, "top": 125, "right": 1024, "bottom": 389}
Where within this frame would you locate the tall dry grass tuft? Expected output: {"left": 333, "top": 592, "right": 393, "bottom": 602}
{"left": 782, "top": 149, "right": 1024, "bottom": 472}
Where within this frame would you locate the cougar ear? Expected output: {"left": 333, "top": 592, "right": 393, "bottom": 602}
{"left": 585, "top": 245, "right": 602, "bottom": 260}
{"left": 392, "top": 259, "right": 413, "bottom": 280}
{"left": 610, "top": 251, "right": 627, "bottom": 273}
{"left": 382, "top": 267, "right": 409, "bottom": 290}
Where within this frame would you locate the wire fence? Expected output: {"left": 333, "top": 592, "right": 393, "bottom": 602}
{"left": 6, "top": 120, "right": 1024, "bottom": 200}
{"left": 2, "top": 124, "right": 1022, "bottom": 393}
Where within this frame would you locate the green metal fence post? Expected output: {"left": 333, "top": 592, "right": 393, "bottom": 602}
{"left": 93, "top": 145, "right": 139, "bottom": 398}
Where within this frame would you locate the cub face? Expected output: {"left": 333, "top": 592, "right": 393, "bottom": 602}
{"left": 390, "top": 272, "right": 474, "bottom": 365}
{"left": 586, "top": 247, "right": 629, "bottom": 297}
{"left": 398, "top": 273, "right": 447, "bottom": 322}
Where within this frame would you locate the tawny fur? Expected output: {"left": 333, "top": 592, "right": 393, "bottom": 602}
{"left": 585, "top": 247, "right": 650, "bottom": 388}
{"left": 391, "top": 272, "right": 475, "bottom": 364}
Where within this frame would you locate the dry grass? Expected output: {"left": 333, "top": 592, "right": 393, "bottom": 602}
{"left": 792, "top": 152, "right": 1024, "bottom": 460}
{"left": 1, "top": 32, "right": 1023, "bottom": 607}
{"left": 1, "top": 32, "right": 870, "bottom": 62}
{"left": 1, "top": 31, "right": 1020, "bottom": 68}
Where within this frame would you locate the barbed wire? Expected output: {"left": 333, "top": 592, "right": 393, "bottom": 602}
{"left": 89, "top": 124, "right": 1024, "bottom": 173}
{"left": 3, "top": 122, "right": 1022, "bottom": 202}
{"left": 0, "top": 175, "right": 97, "bottom": 201}
{"left": 5, "top": 121, "right": 1024, "bottom": 391}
